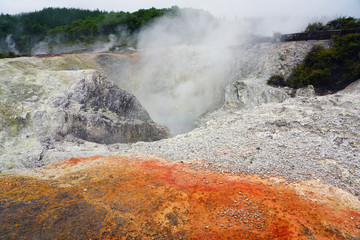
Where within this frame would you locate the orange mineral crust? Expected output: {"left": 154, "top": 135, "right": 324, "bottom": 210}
{"left": 0, "top": 155, "right": 359, "bottom": 239}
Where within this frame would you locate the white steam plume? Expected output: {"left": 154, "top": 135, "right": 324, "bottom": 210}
{"left": 118, "top": 8, "right": 318, "bottom": 135}
{"left": 115, "top": 9, "right": 248, "bottom": 135}
{"left": 5, "top": 34, "right": 20, "bottom": 54}
{"left": 31, "top": 34, "right": 120, "bottom": 55}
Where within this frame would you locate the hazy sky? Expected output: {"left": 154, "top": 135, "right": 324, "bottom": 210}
{"left": 1, "top": 0, "right": 360, "bottom": 19}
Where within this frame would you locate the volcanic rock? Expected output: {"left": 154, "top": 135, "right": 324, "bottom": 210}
{"left": 0, "top": 56, "right": 169, "bottom": 172}
{"left": 224, "top": 40, "right": 330, "bottom": 109}
{"left": 295, "top": 85, "right": 316, "bottom": 97}
{"left": 126, "top": 92, "right": 360, "bottom": 196}
{"left": 341, "top": 79, "right": 360, "bottom": 94}
{"left": 55, "top": 71, "right": 169, "bottom": 144}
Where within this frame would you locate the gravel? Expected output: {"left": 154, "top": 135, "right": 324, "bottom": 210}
{"left": 123, "top": 93, "right": 360, "bottom": 196}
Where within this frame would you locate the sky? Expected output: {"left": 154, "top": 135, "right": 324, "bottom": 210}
{"left": 1, "top": 0, "right": 360, "bottom": 20}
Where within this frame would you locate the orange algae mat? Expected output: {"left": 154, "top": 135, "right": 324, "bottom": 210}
{"left": 0, "top": 155, "right": 359, "bottom": 239}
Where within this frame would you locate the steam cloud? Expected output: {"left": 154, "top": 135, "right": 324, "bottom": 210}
{"left": 114, "top": 9, "right": 249, "bottom": 135}
{"left": 30, "top": 8, "right": 334, "bottom": 135}
{"left": 123, "top": 9, "right": 331, "bottom": 135}
{"left": 5, "top": 34, "right": 20, "bottom": 54}
{"left": 31, "top": 34, "right": 126, "bottom": 55}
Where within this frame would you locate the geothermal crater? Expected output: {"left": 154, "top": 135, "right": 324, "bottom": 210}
{"left": 1, "top": 40, "right": 360, "bottom": 239}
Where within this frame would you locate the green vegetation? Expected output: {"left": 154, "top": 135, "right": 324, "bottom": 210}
{"left": 304, "top": 16, "right": 360, "bottom": 32}
{"left": 287, "top": 34, "right": 360, "bottom": 93}
{"left": 267, "top": 75, "right": 286, "bottom": 87}
{"left": 268, "top": 17, "right": 360, "bottom": 94}
{"left": 0, "top": 8, "right": 104, "bottom": 54}
{"left": 47, "top": 7, "right": 172, "bottom": 43}
{"left": 0, "top": 6, "right": 179, "bottom": 56}
{"left": 271, "top": 34, "right": 360, "bottom": 94}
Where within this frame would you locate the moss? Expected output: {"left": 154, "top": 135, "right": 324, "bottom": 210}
{"left": 0, "top": 82, "right": 42, "bottom": 136}
{"left": 0, "top": 104, "right": 26, "bottom": 136}
{"left": 34, "top": 55, "right": 96, "bottom": 71}
{"left": 0, "top": 102, "right": 22, "bottom": 121}
{"left": 4, "top": 161, "right": 15, "bottom": 170}
{"left": 0, "top": 82, "right": 43, "bottom": 105}
{"left": 7, "top": 60, "right": 37, "bottom": 70}
{"left": 57, "top": 56, "right": 96, "bottom": 70}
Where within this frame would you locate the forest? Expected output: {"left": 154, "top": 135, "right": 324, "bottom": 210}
{"left": 0, "top": 6, "right": 179, "bottom": 56}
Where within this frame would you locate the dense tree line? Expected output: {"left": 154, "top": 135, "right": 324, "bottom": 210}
{"left": 0, "top": 8, "right": 105, "bottom": 53}
{"left": 0, "top": 6, "right": 179, "bottom": 55}
{"left": 304, "top": 16, "right": 360, "bottom": 32}
{"left": 47, "top": 7, "right": 175, "bottom": 42}
{"left": 268, "top": 17, "right": 360, "bottom": 94}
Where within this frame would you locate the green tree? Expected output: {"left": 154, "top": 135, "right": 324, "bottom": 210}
{"left": 304, "top": 16, "right": 360, "bottom": 33}
{"left": 285, "top": 34, "right": 360, "bottom": 93}
{"left": 304, "top": 22, "right": 325, "bottom": 32}
{"left": 325, "top": 16, "right": 359, "bottom": 30}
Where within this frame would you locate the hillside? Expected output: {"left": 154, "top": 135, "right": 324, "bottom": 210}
{"left": 0, "top": 6, "right": 215, "bottom": 56}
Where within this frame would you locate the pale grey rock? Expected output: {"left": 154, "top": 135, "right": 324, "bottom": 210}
{"left": 41, "top": 140, "right": 130, "bottom": 165}
{"left": 295, "top": 85, "right": 316, "bottom": 98}
{"left": 55, "top": 71, "right": 169, "bottom": 144}
{"left": 341, "top": 79, "right": 360, "bottom": 94}
{"left": 0, "top": 56, "right": 169, "bottom": 172}
{"left": 224, "top": 40, "right": 330, "bottom": 109}
{"left": 224, "top": 79, "right": 291, "bottom": 108}
{"left": 125, "top": 93, "right": 360, "bottom": 196}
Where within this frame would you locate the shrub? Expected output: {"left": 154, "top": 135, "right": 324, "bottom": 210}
{"left": 304, "top": 22, "right": 324, "bottom": 32}
{"left": 286, "top": 34, "right": 360, "bottom": 94}
{"left": 304, "top": 16, "right": 360, "bottom": 32}
{"left": 267, "top": 75, "right": 286, "bottom": 87}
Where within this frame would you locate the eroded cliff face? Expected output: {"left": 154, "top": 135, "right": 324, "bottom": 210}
{"left": 224, "top": 40, "right": 330, "bottom": 108}
{"left": 0, "top": 55, "right": 169, "bottom": 172}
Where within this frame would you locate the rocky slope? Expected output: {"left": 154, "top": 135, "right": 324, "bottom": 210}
{"left": 224, "top": 40, "right": 330, "bottom": 108}
{"left": 0, "top": 55, "right": 169, "bottom": 172}
{"left": 126, "top": 91, "right": 360, "bottom": 196}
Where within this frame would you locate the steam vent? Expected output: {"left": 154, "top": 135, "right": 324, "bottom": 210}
{"left": 1, "top": 24, "right": 360, "bottom": 240}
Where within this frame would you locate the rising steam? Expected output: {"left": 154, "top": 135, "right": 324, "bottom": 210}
{"left": 124, "top": 9, "right": 322, "bottom": 135}
{"left": 112, "top": 9, "right": 250, "bottom": 134}
{"left": 30, "top": 8, "right": 319, "bottom": 135}
{"left": 5, "top": 34, "right": 20, "bottom": 54}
